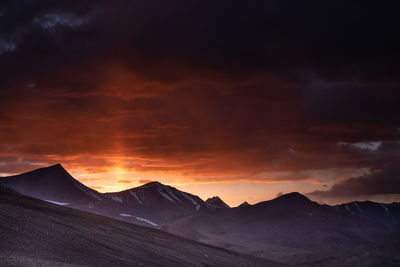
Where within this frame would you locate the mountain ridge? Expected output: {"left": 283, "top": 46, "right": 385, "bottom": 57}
{"left": 2, "top": 164, "right": 399, "bottom": 213}
{"left": 2, "top": 164, "right": 400, "bottom": 265}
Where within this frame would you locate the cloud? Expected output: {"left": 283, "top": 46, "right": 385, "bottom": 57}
{"left": 0, "top": 1, "right": 399, "bottom": 202}
{"left": 0, "top": 38, "right": 16, "bottom": 54}
{"left": 308, "top": 162, "right": 400, "bottom": 199}
{"left": 338, "top": 141, "right": 382, "bottom": 151}
{"left": 33, "top": 13, "right": 88, "bottom": 31}
{"left": 80, "top": 178, "right": 103, "bottom": 182}
{"left": 117, "top": 180, "right": 132, "bottom": 184}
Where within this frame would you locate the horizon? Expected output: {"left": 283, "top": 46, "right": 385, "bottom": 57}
{"left": 1, "top": 1, "right": 399, "bottom": 207}
{"left": 2, "top": 162, "right": 399, "bottom": 206}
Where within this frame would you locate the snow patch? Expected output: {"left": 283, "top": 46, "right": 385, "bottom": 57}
{"left": 44, "top": 200, "right": 69, "bottom": 206}
{"left": 111, "top": 196, "right": 123, "bottom": 203}
{"left": 162, "top": 185, "right": 182, "bottom": 203}
{"left": 180, "top": 192, "right": 200, "bottom": 211}
{"left": 205, "top": 203, "right": 218, "bottom": 210}
{"left": 345, "top": 205, "right": 350, "bottom": 212}
{"left": 129, "top": 190, "right": 143, "bottom": 204}
{"left": 156, "top": 184, "right": 182, "bottom": 203}
{"left": 380, "top": 203, "right": 390, "bottom": 213}
{"left": 119, "top": 214, "right": 158, "bottom": 226}
{"left": 159, "top": 191, "right": 176, "bottom": 203}
{"left": 354, "top": 202, "right": 362, "bottom": 213}
{"left": 135, "top": 216, "right": 158, "bottom": 227}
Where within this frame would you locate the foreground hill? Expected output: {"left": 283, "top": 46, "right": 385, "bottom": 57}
{"left": 0, "top": 187, "right": 278, "bottom": 267}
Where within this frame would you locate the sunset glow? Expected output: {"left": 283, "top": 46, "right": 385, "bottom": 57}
{"left": 1, "top": 1, "right": 399, "bottom": 206}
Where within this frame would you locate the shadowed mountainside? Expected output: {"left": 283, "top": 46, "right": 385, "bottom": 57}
{"left": 165, "top": 193, "right": 400, "bottom": 265}
{"left": 0, "top": 164, "right": 103, "bottom": 205}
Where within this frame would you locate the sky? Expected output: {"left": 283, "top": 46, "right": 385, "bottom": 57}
{"left": 0, "top": 1, "right": 400, "bottom": 206}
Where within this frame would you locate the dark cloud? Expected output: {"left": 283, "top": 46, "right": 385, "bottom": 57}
{"left": 0, "top": 1, "right": 399, "bottom": 200}
{"left": 309, "top": 142, "right": 400, "bottom": 199}
{"left": 308, "top": 162, "right": 400, "bottom": 198}
{"left": 33, "top": 12, "right": 88, "bottom": 30}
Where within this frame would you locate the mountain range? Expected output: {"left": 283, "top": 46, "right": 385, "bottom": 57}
{"left": 1, "top": 164, "right": 400, "bottom": 266}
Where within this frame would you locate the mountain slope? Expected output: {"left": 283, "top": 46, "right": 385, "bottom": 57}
{"left": 334, "top": 201, "right": 400, "bottom": 230}
{"left": 0, "top": 164, "right": 103, "bottom": 206}
{"left": 165, "top": 192, "right": 400, "bottom": 265}
{"left": 0, "top": 187, "right": 279, "bottom": 267}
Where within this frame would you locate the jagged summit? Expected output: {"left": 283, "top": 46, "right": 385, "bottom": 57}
{"left": 206, "top": 196, "right": 230, "bottom": 209}
{"left": 238, "top": 201, "right": 250, "bottom": 208}
{"left": 105, "top": 179, "right": 211, "bottom": 214}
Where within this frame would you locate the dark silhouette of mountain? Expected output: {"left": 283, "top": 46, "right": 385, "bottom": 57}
{"left": 205, "top": 196, "right": 230, "bottom": 209}
{"left": 0, "top": 164, "right": 103, "bottom": 206}
{"left": 0, "top": 187, "right": 278, "bottom": 267}
{"left": 237, "top": 201, "right": 250, "bottom": 208}
{"left": 1, "top": 165, "right": 400, "bottom": 266}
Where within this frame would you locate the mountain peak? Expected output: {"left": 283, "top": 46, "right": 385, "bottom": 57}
{"left": 206, "top": 196, "right": 230, "bottom": 208}
{"left": 274, "top": 192, "right": 311, "bottom": 203}
{"left": 0, "top": 164, "right": 103, "bottom": 203}
{"left": 238, "top": 201, "right": 250, "bottom": 208}
{"left": 29, "top": 163, "right": 67, "bottom": 175}
{"left": 46, "top": 163, "right": 67, "bottom": 171}
{"left": 51, "top": 163, "right": 64, "bottom": 168}
{"left": 206, "top": 196, "right": 221, "bottom": 201}
{"left": 138, "top": 181, "right": 166, "bottom": 189}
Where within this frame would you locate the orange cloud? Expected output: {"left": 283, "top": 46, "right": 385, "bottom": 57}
{"left": 117, "top": 179, "right": 132, "bottom": 183}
